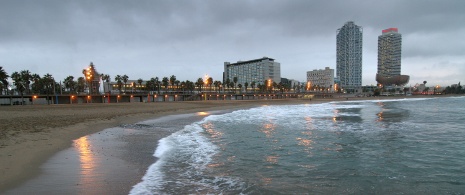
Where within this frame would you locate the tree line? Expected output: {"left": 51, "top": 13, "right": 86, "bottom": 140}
{"left": 0, "top": 66, "right": 298, "bottom": 99}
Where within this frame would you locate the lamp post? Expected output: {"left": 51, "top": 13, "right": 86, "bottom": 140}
{"left": 268, "top": 79, "right": 271, "bottom": 93}
{"left": 85, "top": 67, "right": 93, "bottom": 94}
{"left": 204, "top": 74, "right": 209, "bottom": 100}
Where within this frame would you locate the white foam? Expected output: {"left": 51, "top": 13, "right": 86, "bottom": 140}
{"left": 130, "top": 119, "right": 219, "bottom": 194}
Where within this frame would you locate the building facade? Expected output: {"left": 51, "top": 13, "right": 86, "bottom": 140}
{"left": 223, "top": 57, "right": 281, "bottom": 87}
{"left": 307, "top": 67, "right": 335, "bottom": 92}
{"left": 376, "top": 28, "right": 409, "bottom": 86}
{"left": 336, "top": 21, "right": 363, "bottom": 93}
{"left": 377, "top": 28, "right": 402, "bottom": 78}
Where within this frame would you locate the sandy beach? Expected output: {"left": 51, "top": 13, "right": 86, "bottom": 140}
{"left": 0, "top": 96, "right": 439, "bottom": 193}
{"left": 0, "top": 98, "right": 328, "bottom": 193}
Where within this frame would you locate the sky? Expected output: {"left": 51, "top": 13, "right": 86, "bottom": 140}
{"left": 1, "top": 0, "right": 464, "bottom": 87}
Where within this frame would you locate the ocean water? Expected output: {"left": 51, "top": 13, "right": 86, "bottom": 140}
{"left": 130, "top": 97, "right": 465, "bottom": 194}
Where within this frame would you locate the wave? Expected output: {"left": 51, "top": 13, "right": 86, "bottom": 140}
{"left": 129, "top": 119, "right": 219, "bottom": 194}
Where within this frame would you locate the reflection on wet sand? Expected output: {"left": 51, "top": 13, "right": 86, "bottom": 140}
{"left": 73, "top": 136, "right": 99, "bottom": 190}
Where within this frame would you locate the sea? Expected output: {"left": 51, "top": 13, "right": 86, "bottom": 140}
{"left": 130, "top": 97, "right": 465, "bottom": 194}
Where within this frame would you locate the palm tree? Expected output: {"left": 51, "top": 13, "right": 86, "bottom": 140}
{"left": 251, "top": 81, "right": 256, "bottom": 94}
{"left": 114, "top": 75, "right": 123, "bottom": 93}
{"left": 195, "top": 78, "right": 204, "bottom": 92}
{"left": 174, "top": 80, "right": 180, "bottom": 92}
{"left": 244, "top": 82, "right": 248, "bottom": 93}
{"left": 122, "top": 75, "right": 129, "bottom": 92}
{"left": 207, "top": 77, "right": 213, "bottom": 92}
{"left": 257, "top": 83, "right": 263, "bottom": 93}
{"left": 0, "top": 66, "right": 9, "bottom": 95}
{"left": 30, "top": 74, "right": 41, "bottom": 94}
{"left": 169, "top": 75, "right": 176, "bottom": 91}
{"left": 213, "top": 81, "right": 221, "bottom": 93}
{"left": 11, "top": 71, "right": 26, "bottom": 104}
{"left": 101, "top": 74, "right": 110, "bottom": 94}
{"left": 238, "top": 84, "right": 242, "bottom": 93}
{"left": 233, "top": 77, "right": 238, "bottom": 93}
{"left": 225, "top": 78, "right": 231, "bottom": 93}
{"left": 76, "top": 77, "right": 86, "bottom": 93}
{"left": 19, "top": 70, "right": 33, "bottom": 95}
{"left": 137, "top": 78, "right": 143, "bottom": 92}
{"left": 42, "top": 73, "right": 54, "bottom": 104}
{"left": 162, "top": 77, "right": 169, "bottom": 93}
{"left": 64, "top": 76, "right": 75, "bottom": 93}
{"left": 154, "top": 77, "right": 161, "bottom": 94}
{"left": 149, "top": 77, "right": 157, "bottom": 92}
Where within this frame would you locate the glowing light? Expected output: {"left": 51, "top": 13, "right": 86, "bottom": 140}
{"left": 197, "top": 111, "right": 209, "bottom": 116}
{"left": 266, "top": 156, "right": 279, "bottom": 164}
{"left": 74, "top": 137, "right": 96, "bottom": 185}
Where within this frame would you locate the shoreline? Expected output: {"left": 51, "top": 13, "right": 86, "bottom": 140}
{"left": 0, "top": 99, "right": 308, "bottom": 192}
{"left": 0, "top": 95, "right": 453, "bottom": 192}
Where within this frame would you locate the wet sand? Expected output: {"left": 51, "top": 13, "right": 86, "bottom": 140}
{"left": 0, "top": 96, "right": 434, "bottom": 193}
{"left": 0, "top": 99, "right": 315, "bottom": 193}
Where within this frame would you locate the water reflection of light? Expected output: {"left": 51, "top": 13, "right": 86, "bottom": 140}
{"left": 203, "top": 122, "right": 223, "bottom": 139}
{"left": 333, "top": 109, "right": 339, "bottom": 122}
{"left": 377, "top": 112, "right": 384, "bottom": 121}
{"left": 296, "top": 137, "right": 313, "bottom": 147}
{"left": 266, "top": 155, "right": 279, "bottom": 164}
{"left": 376, "top": 102, "right": 385, "bottom": 122}
{"left": 260, "top": 122, "right": 276, "bottom": 138}
{"left": 74, "top": 137, "right": 95, "bottom": 182}
{"left": 304, "top": 116, "right": 314, "bottom": 130}
{"left": 207, "top": 162, "right": 224, "bottom": 168}
{"left": 377, "top": 102, "right": 385, "bottom": 107}
{"left": 227, "top": 155, "right": 236, "bottom": 162}
{"left": 262, "top": 177, "right": 273, "bottom": 185}
{"left": 197, "top": 111, "right": 209, "bottom": 116}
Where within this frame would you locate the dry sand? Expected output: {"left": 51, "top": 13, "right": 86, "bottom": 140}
{"left": 0, "top": 96, "right": 434, "bottom": 192}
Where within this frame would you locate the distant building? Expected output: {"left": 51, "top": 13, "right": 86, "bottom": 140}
{"left": 376, "top": 28, "right": 409, "bottom": 86}
{"left": 104, "top": 80, "right": 147, "bottom": 94}
{"left": 336, "top": 21, "right": 363, "bottom": 93}
{"left": 306, "top": 67, "right": 334, "bottom": 92}
{"left": 223, "top": 57, "right": 281, "bottom": 87}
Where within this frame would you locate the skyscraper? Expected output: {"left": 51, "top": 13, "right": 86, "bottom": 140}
{"left": 377, "top": 28, "right": 402, "bottom": 78}
{"left": 336, "top": 21, "right": 363, "bottom": 93}
{"left": 376, "top": 28, "right": 409, "bottom": 86}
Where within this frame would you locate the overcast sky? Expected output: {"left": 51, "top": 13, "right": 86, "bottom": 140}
{"left": 1, "top": 0, "right": 464, "bottom": 86}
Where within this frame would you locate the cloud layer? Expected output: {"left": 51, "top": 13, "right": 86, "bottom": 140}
{"left": 1, "top": 0, "right": 464, "bottom": 86}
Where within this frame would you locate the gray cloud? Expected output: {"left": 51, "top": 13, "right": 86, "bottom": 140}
{"left": 1, "top": 0, "right": 464, "bottom": 86}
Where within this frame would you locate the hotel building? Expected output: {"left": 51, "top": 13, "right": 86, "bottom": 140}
{"left": 307, "top": 67, "right": 335, "bottom": 92}
{"left": 377, "top": 28, "right": 402, "bottom": 78}
{"left": 376, "top": 28, "right": 409, "bottom": 86}
{"left": 223, "top": 57, "right": 281, "bottom": 87}
{"left": 336, "top": 21, "right": 363, "bottom": 93}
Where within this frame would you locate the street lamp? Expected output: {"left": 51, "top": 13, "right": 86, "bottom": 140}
{"left": 83, "top": 67, "right": 94, "bottom": 94}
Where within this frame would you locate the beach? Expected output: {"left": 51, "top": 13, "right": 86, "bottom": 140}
{"left": 0, "top": 98, "right": 331, "bottom": 193}
{"left": 1, "top": 95, "right": 448, "bottom": 194}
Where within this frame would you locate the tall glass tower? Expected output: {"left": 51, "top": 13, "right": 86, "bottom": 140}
{"left": 336, "top": 21, "right": 363, "bottom": 93}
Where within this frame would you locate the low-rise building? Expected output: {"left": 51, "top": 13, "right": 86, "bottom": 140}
{"left": 306, "top": 67, "right": 335, "bottom": 92}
